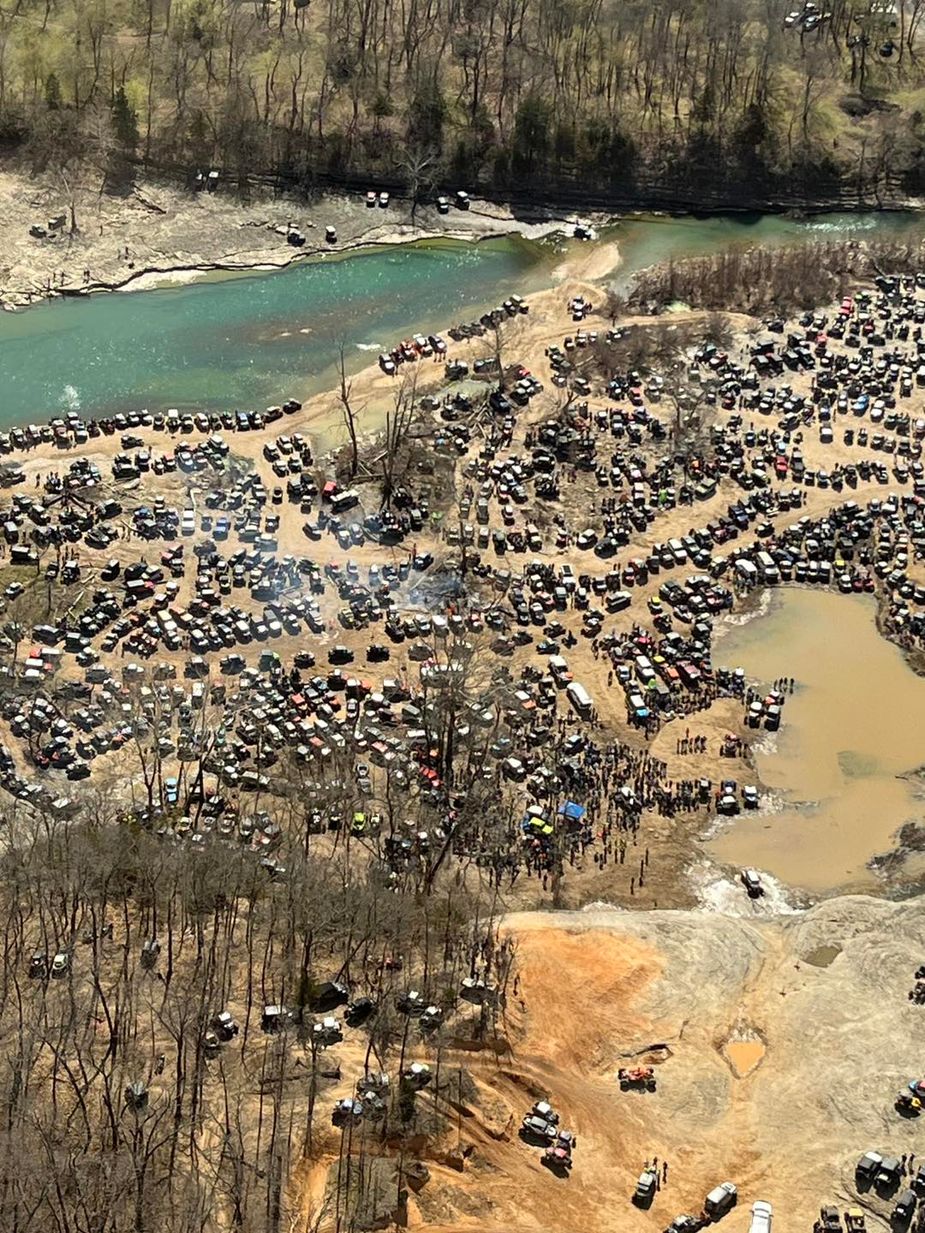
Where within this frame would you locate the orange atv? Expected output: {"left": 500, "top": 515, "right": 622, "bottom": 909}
{"left": 619, "top": 1066, "right": 657, "bottom": 1092}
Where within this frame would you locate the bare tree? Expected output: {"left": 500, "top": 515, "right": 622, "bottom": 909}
{"left": 603, "top": 287, "right": 625, "bottom": 326}
{"left": 336, "top": 341, "right": 364, "bottom": 481}
{"left": 398, "top": 147, "right": 439, "bottom": 222}
{"left": 380, "top": 369, "right": 419, "bottom": 507}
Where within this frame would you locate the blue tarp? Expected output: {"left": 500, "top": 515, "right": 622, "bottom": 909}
{"left": 558, "top": 801, "right": 586, "bottom": 822}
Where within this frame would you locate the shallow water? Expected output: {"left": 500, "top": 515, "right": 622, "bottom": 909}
{"left": 708, "top": 589, "right": 925, "bottom": 893}
{"left": 804, "top": 944, "right": 842, "bottom": 967}
{"left": 0, "top": 237, "right": 546, "bottom": 425}
{"left": 610, "top": 209, "right": 925, "bottom": 290}
{"left": 0, "top": 210, "right": 922, "bottom": 425}
{"left": 723, "top": 1038, "right": 766, "bottom": 1077}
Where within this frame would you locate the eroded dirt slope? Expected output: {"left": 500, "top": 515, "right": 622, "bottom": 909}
{"left": 403, "top": 899, "right": 925, "bottom": 1233}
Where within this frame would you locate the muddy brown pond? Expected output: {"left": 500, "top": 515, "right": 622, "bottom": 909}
{"left": 707, "top": 589, "right": 925, "bottom": 893}
{"left": 723, "top": 1038, "right": 766, "bottom": 1077}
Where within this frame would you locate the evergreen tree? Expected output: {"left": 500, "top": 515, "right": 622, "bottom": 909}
{"left": 44, "top": 73, "right": 61, "bottom": 111}
{"left": 512, "top": 94, "right": 551, "bottom": 176}
{"left": 112, "top": 86, "right": 139, "bottom": 154}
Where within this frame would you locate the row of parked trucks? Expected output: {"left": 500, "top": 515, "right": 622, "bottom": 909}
{"left": 855, "top": 1151, "right": 925, "bottom": 1226}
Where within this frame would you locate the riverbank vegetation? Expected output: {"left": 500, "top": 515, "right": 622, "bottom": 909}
{"left": 626, "top": 237, "right": 925, "bottom": 313}
{"left": 3, "top": 0, "right": 925, "bottom": 211}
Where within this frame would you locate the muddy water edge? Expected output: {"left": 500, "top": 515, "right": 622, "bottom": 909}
{"left": 707, "top": 588, "right": 925, "bottom": 894}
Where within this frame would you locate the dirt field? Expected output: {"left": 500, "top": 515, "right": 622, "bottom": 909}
{"left": 3, "top": 220, "right": 925, "bottom": 1233}
{"left": 1, "top": 262, "right": 917, "bottom": 922}
{"left": 329, "top": 898, "right": 925, "bottom": 1233}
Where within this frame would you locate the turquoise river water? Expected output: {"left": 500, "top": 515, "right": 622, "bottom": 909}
{"left": 0, "top": 210, "right": 922, "bottom": 425}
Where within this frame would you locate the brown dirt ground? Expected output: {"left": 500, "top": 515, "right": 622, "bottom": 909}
{"left": 0, "top": 268, "right": 916, "bottom": 914}
{"left": 323, "top": 898, "right": 925, "bottom": 1233}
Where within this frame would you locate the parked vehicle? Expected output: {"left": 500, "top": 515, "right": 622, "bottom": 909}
{"left": 741, "top": 868, "right": 764, "bottom": 897}
{"left": 703, "top": 1182, "right": 737, "bottom": 1220}
{"left": 51, "top": 950, "right": 71, "bottom": 978}
{"left": 749, "top": 1201, "right": 772, "bottom": 1233}
{"left": 635, "top": 1169, "right": 658, "bottom": 1206}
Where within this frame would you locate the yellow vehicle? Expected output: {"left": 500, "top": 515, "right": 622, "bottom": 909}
{"left": 844, "top": 1209, "right": 866, "bottom": 1232}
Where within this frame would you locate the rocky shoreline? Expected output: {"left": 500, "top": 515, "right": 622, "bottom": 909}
{"left": 0, "top": 169, "right": 601, "bottom": 311}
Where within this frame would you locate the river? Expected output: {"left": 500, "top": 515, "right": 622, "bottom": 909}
{"left": 610, "top": 209, "right": 924, "bottom": 290}
{"left": 707, "top": 589, "right": 925, "bottom": 894}
{"left": 0, "top": 210, "right": 922, "bottom": 426}
{"left": 0, "top": 237, "right": 545, "bottom": 427}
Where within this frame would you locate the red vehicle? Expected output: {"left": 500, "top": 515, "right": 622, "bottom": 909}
{"left": 543, "top": 1144, "right": 573, "bottom": 1171}
{"left": 618, "top": 1066, "right": 656, "bottom": 1091}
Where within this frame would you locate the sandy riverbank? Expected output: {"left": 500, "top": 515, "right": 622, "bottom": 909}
{"left": 296, "top": 273, "right": 611, "bottom": 450}
{"left": 0, "top": 168, "right": 613, "bottom": 310}
{"left": 553, "top": 239, "right": 621, "bottom": 282}
{"left": 299, "top": 282, "right": 741, "bottom": 453}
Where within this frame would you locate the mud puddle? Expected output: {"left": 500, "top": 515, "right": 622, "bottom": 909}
{"left": 708, "top": 590, "right": 925, "bottom": 893}
{"left": 723, "top": 1037, "right": 766, "bottom": 1077}
{"left": 804, "top": 944, "right": 842, "bottom": 968}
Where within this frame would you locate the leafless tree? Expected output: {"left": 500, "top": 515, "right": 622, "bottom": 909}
{"left": 336, "top": 341, "right": 363, "bottom": 481}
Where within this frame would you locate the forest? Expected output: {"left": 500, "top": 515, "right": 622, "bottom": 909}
{"left": 2, "top": 0, "right": 925, "bottom": 209}
{"left": 0, "top": 782, "right": 514, "bottom": 1232}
